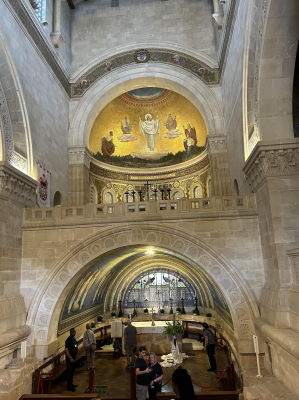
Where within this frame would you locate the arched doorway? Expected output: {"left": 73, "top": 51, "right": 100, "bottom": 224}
{"left": 53, "top": 191, "right": 63, "bottom": 206}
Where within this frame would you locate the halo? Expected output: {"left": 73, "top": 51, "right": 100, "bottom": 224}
{"left": 145, "top": 114, "right": 152, "bottom": 120}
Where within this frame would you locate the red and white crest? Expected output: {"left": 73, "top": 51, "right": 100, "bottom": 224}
{"left": 39, "top": 174, "right": 48, "bottom": 201}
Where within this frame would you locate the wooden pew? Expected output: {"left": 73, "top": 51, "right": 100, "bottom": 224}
{"left": 96, "top": 325, "right": 111, "bottom": 350}
{"left": 34, "top": 325, "right": 111, "bottom": 394}
{"left": 22, "top": 395, "right": 101, "bottom": 400}
{"left": 157, "top": 392, "right": 239, "bottom": 399}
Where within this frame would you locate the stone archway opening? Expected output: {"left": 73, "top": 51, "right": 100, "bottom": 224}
{"left": 25, "top": 224, "right": 260, "bottom": 361}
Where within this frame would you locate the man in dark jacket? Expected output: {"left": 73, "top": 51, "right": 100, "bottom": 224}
{"left": 65, "top": 327, "right": 78, "bottom": 391}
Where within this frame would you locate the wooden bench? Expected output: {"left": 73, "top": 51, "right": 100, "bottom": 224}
{"left": 96, "top": 325, "right": 111, "bottom": 350}
{"left": 215, "top": 346, "right": 235, "bottom": 391}
{"left": 183, "top": 320, "right": 216, "bottom": 342}
{"left": 156, "top": 391, "right": 239, "bottom": 399}
{"left": 34, "top": 325, "right": 111, "bottom": 394}
{"left": 22, "top": 395, "right": 101, "bottom": 400}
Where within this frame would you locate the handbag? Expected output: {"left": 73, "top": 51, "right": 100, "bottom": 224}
{"left": 87, "top": 331, "right": 97, "bottom": 351}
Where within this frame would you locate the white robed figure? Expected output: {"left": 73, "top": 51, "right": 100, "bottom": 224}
{"left": 139, "top": 114, "right": 160, "bottom": 151}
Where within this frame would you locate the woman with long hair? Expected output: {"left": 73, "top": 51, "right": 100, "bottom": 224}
{"left": 83, "top": 323, "right": 97, "bottom": 370}
{"left": 172, "top": 368, "right": 197, "bottom": 400}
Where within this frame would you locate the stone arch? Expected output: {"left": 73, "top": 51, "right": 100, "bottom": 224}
{"left": 69, "top": 64, "right": 224, "bottom": 148}
{"left": 26, "top": 224, "right": 260, "bottom": 350}
{"left": 0, "top": 28, "right": 33, "bottom": 176}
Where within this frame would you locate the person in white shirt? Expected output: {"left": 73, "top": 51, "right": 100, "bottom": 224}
{"left": 83, "top": 323, "right": 97, "bottom": 369}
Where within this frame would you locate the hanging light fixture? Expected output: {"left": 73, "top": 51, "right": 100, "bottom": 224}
{"left": 146, "top": 247, "right": 154, "bottom": 255}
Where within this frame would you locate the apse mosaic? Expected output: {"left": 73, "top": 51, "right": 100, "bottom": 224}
{"left": 89, "top": 88, "right": 207, "bottom": 169}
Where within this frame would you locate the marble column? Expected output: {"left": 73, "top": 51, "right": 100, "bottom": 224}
{"left": 206, "top": 135, "right": 231, "bottom": 196}
{"left": 50, "top": 0, "right": 64, "bottom": 48}
{"left": 212, "top": 0, "right": 223, "bottom": 29}
{"left": 68, "top": 146, "right": 92, "bottom": 206}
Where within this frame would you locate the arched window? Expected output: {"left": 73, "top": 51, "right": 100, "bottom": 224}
{"left": 233, "top": 179, "right": 239, "bottom": 196}
{"left": 53, "top": 191, "right": 62, "bottom": 206}
{"left": 104, "top": 192, "right": 113, "bottom": 204}
{"left": 194, "top": 185, "right": 203, "bottom": 198}
{"left": 33, "top": 0, "right": 46, "bottom": 22}
{"left": 173, "top": 191, "right": 182, "bottom": 200}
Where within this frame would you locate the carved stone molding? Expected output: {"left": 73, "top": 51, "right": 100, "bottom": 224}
{"left": 69, "top": 146, "right": 92, "bottom": 169}
{"left": 0, "top": 161, "right": 37, "bottom": 206}
{"left": 50, "top": 32, "right": 65, "bottom": 49}
{"left": 243, "top": 141, "right": 299, "bottom": 192}
{"left": 0, "top": 295, "right": 27, "bottom": 319}
{"left": 205, "top": 135, "right": 227, "bottom": 155}
{"left": 287, "top": 248, "right": 299, "bottom": 286}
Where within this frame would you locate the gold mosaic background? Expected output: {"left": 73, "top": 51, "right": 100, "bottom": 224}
{"left": 89, "top": 90, "right": 207, "bottom": 158}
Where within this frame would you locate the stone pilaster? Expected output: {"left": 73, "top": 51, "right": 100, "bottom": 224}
{"left": 0, "top": 162, "right": 36, "bottom": 368}
{"left": 243, "top": 139, "right": 299, "bottom": 328}
{"left": 206, "top": 135, "right": 231, "bottom": 196}
{"left": 68, "top": 146, "right": 92, "bottom": 206}
{"left": 50, "top": 0, "right": 64, "bottom": 48}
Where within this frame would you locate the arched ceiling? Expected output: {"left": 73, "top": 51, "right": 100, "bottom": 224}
{"left": 58, "top": 246, "right": 232, "bottom": 334}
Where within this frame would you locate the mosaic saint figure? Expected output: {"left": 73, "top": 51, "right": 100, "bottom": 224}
{"left": 164, "top": 113, "right": 177, "bottom": 131}
{"left": 139, "top": 114, "right": 160, "bottom": 151}
{"left": 121, "top": 116, "right": 132, "bottom": 135}
{"left": 183, "top": 124, "right": 197, "bottom": 156}
{"left": 101, "top": 131, "right": 115, "bottom": 157}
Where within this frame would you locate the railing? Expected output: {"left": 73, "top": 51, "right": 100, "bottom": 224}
{"left": 24, "top": 195, "right": 256, "bottom": 223}
{"left": 33, "top": 325, "right": 111, "bottom": 394}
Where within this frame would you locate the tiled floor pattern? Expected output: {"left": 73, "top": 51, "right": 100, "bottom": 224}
{"left": 50, "top": 350, "right": 222, "bottom": 398}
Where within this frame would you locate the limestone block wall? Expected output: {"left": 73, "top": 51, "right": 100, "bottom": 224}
{"left": 70, "top": 0, "right": 217, "bottom": 73}
{"left": 1, "top": 1, "right": 69, "bottom": 205}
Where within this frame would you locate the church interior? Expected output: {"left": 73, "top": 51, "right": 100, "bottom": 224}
{"left": 0, "top": 0, "right": 299, "bottom": 399}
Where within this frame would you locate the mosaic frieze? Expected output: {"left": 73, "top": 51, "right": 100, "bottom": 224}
{"left": 71, "top": 49, "right": 219, "bottom": 97}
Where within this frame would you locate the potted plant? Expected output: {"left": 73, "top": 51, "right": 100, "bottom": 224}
{"left": 160, "top": 309, "right": 165, "bottom": 316}
{"left": 144, "top": 308, "right": 149, "bottom": 315}
{"left": 91, "top": 321, "right": 96, "bottom": 330}
{"left": 111, "top": 311, "right": 116, "bottom": 319}
{"left": 193, "top": 308, "right": 199, "bottom": 316}
{"left": 163, "top": 320, "right": 185, "bottom": 350}
{"left": 176, "top": 307, "right": 181, "bottom": 314}
{"left": 97, "top": 315, "right": 103, "bottom": 323}
{"left": 206, "top": 313, "right": 212, "bottom": 320}
{"left": 113, "top": 340, "right": 122, "bottom": 359}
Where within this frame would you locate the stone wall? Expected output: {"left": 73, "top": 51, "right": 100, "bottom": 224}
{"left": 1, "top": 0, "right": 70, "bottom": 205}
{"left": 70, "top": 0, "right": 217, "bottom": 73}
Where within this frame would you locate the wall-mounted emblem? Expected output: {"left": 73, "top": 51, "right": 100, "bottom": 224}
{"left": 134, "top": 49, "right": 150, "bottom": 63}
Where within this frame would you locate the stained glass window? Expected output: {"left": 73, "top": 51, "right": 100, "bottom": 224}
{"left": 124, "top": 270, "right": 199, "bottom": 309}
{"left": 33, "top": 0, "right": 46, "bottom": 22}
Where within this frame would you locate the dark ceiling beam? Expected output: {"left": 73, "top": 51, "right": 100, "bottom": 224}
{"left": 66, "top": 0, "right": 75, "bottom": 9}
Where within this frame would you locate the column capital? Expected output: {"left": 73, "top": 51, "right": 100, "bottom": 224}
{"left": 0, "top": 161, "right": 37, "bottom": 207}
{"left": 205, "top": 135, "right": 227, "bottom": 154}
{"left": 243, "top": 139, "right": 299, "bottom": 192}
{"left": 68, "top": 146, "right": 92, "bottom": 169}
{"left": 50, "top": 32, "right": 65, "bottom": 49}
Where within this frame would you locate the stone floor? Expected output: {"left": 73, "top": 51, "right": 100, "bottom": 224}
{"left": 50, "top": 350, "right": 222, "bottom": 398}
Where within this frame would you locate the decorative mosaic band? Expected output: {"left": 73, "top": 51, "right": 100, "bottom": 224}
{"left": 90, "top": 153, "right": 210, "bottom": 182}
{"left": 71, "top": 49, "right": 219, "bottom": 98}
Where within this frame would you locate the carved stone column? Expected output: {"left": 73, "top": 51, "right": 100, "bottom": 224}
{"left": 206, "top": 135, "right": 231, "bottom": 196}
{"left": 0, "top": 162, "right": 36, "bottom": 366}
{"left": 212, "top": 0, "right": 223, "bottom": 29}
{"left": 50, "top": 0, "right": 64, "bottom": 48}
{"left": 243, "top": 139, "right": 299, "bottom": 328}
{"left": 68, "top": 146, "right": 92, "bottom": 206}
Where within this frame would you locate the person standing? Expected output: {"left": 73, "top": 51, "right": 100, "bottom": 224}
{"left": 202, "top": 322, "right": 217, "bottom": 372}
{"left": 124, "top": 319, "right": 137, "bottom": 369}
{"left": 135, "top": 346, "right": 152, "bottom": 400}
{"left": 65, "top": 327, "right": 78, "bottom": 392}
{"left": 83, "top": 323, "right": 97, "bottom": 370}
{"left": 148, "top": 352, "right": 163, "bottom": 399}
